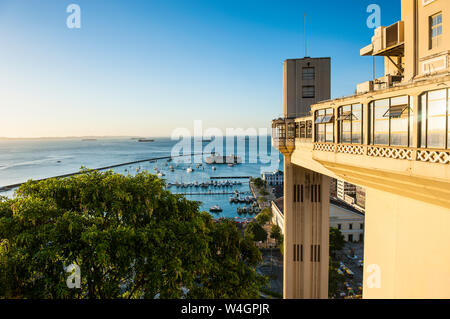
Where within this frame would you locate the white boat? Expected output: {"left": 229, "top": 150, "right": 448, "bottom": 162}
{"left": 209, "top": 205, "right": 223, "bottom": 213}
{"left": 186, "top": 167, "right": 193, "bottom": 173}
{"left": 212, "top": 166, "right": 216, "bottom": 171}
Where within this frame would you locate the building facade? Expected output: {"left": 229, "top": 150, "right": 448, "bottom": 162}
{"left": 262, "top": 170, "right": 284, "bottom": 186}
{"left": 330, "top": 204, "right": 365, "bottom": 243}
{"left": 336, "top": 180, "right": 357, "bottom": 203}
{"left": 273, "top": 0, "right": 450, "bottom": 299}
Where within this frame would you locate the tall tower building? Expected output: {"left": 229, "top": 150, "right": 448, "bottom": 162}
{"left": 280, "top": 57, "right": 332, "bottom": 299}
{"left": 283, "top": 58, "right": 331, "bottom": 118}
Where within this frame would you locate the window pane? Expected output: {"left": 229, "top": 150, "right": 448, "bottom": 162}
{"left": 374, "top": 102, "right": 389, "bottom": 145}
{"left": 391, "top": 96, "right": 408, "bottom": 106}
{"left": 409, "top": 97, "right": 414, "bottom": 147}
{"left": 421, "top": 94, "right": 427, "bottom": 148}
{"left": 391, "top": 116, "right": 408, "bottom": 146}
{"left": 317, "top": 124, "right": 325, "bottom": 142}
{"left": 448, "top": 89, "right": 450, "bottom": 149}
{"left": 428, "top": 89, "right": 447, "bottom": 148}
{"left": 342, "top": 121, "right": 351, "bottom": 143}
{"left": 352, "top": 121, "right": 362, "bottom": 144}
{"left": 325, "top": 123, "right": 334, "bottom": 142}
{"left": 352, "top": 104, "right": 362, "bottom": 121}
{"left": 375, "top": 99, "right": 389, "bottom": 108}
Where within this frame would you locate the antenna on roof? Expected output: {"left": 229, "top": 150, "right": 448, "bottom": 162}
{"left": 304, "top": 13, "right": 308, "bottom": 57}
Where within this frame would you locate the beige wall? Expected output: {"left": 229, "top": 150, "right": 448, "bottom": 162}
{"left": 401, "top": 0, "right": 450, "bottom": 79}
{"left": 364, "top": 187, "right": 450, "bottom": 298}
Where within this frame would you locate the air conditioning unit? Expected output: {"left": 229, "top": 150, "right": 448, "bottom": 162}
{"left": 372, "top": 26, "right": 385, "bottom": 53}
{"left": 384, "top": 21, "right": 404, "bottom": 48}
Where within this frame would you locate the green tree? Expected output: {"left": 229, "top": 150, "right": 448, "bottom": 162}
{"left": 244, "top": 222, "right": 267, "bottom": 242}
{"left": 255, "top": 208, "right": 273, "bottom": 226}
{"left": 253, "top": 178, "right": 265, "bottom": 189}
{"left": 329, "top": 227, "right": 346, "bottom": 256}
{"left": 328, "top": 257, "right": 345, "bottom": 298}
{"left": 259, "top": 189, "right": 269, "bottom": 196}
{"left": 189, "top": 219, "right": 267, "bottom": 298}
{"left": 270, "top": 225, "right": 282, "bottom": 245}
{"left": 0, "top": 170, "right": 265, "bottom": 299}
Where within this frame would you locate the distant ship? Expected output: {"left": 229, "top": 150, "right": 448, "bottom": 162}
{"left": 205, "top": 154, "right": 242, "bottom": 165}
{"left": 138, "top": 139, "right": 155, "bottom": 142}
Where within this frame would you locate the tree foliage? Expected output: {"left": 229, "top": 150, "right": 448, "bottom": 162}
{"left": 253, "top": 178, "right": 265, "bottom": 189}
{"left": 270, "top": 225, "right": 282, "bottom": 245}
{"left": 244, "top": 222, "right": 267, "bottom": 242}
{"left": 255, "top": 208, "right": 273, "bottom": 226}
{"left": 328, "top": 257, "right": 345, "bottom": 298}
{"left": 329, "top": 227, "right": 346, "bottom": 255}
{"left": 0, "top": 170, "right": 265, "bottom": 299}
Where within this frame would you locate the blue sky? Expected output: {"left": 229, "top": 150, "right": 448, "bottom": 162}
{"left": 0, "top": 0, "right": 401, "bottom": 137}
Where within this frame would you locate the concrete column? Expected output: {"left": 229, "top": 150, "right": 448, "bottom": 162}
{"left": 284, "top": 159, "right": 330, "bottom": 299}
{"left": 363, "top": 187, "right": 450, "bottom": 298}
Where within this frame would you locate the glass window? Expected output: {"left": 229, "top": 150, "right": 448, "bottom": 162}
{"left": 303, "top": 67, "right": 315, "bottom": 81}
{"left": 338, "top": 104, "right": 363, "bottom": 144}
{"left": 420, "top": 89, "right": 448, "bottom": 149}
{"left": 448, "top": 93, "right": 450, "bottom": 148}
{"left": 409, "top": 98, "right": 415, "bottom": 148}
{"left": 373, "top": 99, "right": 390, "bottom": 145}
{"left": 370, "top": 96, "right": 412, "bottom": 147}
{"left": 315, "top": 108, "right": 334, "bottom": 143}
{"left": 306, "top": 120, "right": 313, "bottom": 138}
{"left": 275, "top": 124, "right": 286, "bottom": 139}
{"left": 303, "top": 86, "right": 315, "bottom": 98}
{"left": 287, "top": 122, "right": 296, "bottom": 138}
{"left": 430, "top": 13, "right": 443, "bottom": 49}
{"left": 420, "top": 94, "right": 427, "bottom": 148}
{"left": 299, "top": 122, "right": 306, "bottom": 138}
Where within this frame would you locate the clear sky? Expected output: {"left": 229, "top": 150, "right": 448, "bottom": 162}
{"left": 0, "top": 0, "right": 401, "bottom": 138}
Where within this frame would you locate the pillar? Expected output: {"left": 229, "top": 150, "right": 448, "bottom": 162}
{"left": 284, "top": 157, "right": 330, "bottom": 299}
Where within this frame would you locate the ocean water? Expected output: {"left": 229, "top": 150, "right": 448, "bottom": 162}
{"left": 0, "top": 137, "right": 282, "bottom": 220}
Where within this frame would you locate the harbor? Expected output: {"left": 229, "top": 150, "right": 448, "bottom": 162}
{"left": 0, "top": 137, "right": 282, "bottom": 219}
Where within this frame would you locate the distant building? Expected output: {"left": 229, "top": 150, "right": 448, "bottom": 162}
{"left": 337, "top": 180, "right": 356, "bottom": 204}
{"left": 271, "top": 197, "right": 284, "bottom": 234}
{"left": 271, "top": 196, "right": 365, "bottom": 242}
{"left": 262, "top": 170, "right": 283, "bottom": 186}
{"left": 330, "top": 178, "right": 337, "bottom": 198}
{"left": 330, "top": 204, "right": 365, "bottom": 243}
{"left": 355, "top": 186, "right": 366, "bottom": 209}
